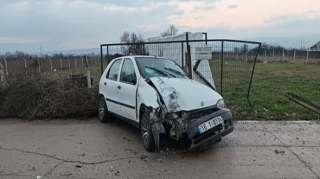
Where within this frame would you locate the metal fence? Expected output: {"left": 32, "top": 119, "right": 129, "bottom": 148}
{"left": 100, "top": 39, "right": 262, "bottom": 110}
{"left": 0, "top": 56, "right": 100, "bottom": 76}
{"left": 257, "top": 49, "right": 320, "bottom": 62}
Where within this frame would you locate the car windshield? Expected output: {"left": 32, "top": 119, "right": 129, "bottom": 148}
{"left": 135, "top": 57, "right": 189, "bottom": 79}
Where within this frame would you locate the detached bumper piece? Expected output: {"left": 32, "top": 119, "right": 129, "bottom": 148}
{"left": 186, "top": 108, "right": 234, "bottom": 150}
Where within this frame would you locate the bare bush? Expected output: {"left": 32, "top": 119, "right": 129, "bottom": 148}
{"left": 0, "top": 73, "right": 98, "bottom": 119}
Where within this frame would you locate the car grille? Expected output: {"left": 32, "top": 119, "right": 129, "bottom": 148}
{"left": 193, "top": 123, "right": 224, "bottom": 145}
{"left": 185, "top": 107, "right": 219, "bottom": 124}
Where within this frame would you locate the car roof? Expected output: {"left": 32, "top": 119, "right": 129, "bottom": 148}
{"left": 118, "top": 55, "right": 167, "bottom": 59}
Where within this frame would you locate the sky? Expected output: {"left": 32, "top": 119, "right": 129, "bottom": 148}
{"left": 1, "top": 0, "right": 320, "bottom": 53}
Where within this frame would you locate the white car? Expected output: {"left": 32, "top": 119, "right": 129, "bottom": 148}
{"left": 98, "top": 55, "right": 234, "bottom": 151}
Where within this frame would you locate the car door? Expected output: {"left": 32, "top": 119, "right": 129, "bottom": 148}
{"left": 102, "top": 58, "right": 123, "bottom": 115}
{"left": 117, "top": 58, "right": 138, "bottom": 122}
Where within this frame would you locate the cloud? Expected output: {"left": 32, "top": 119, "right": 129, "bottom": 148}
{"left": 1, "top": 0, "right": 320, "bottom": 52}
{"left": 227, "top": 4, "right": 238, "bottom": 9}
{"left": 0, "top": 0, "right": 183, "bottom": 51}
{"left": 0, "top": 37, "right": 46, "bottom": 44}
{"left": 193, "top": 4, "right": 215, "bottom": 11}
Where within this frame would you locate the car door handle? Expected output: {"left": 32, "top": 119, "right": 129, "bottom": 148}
{"left": 118, "top": 85, "right": 121, "bottom": 89}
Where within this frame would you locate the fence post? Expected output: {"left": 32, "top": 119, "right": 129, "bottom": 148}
{"left": 264, "top": 50, "right": 266, "bottom": 59}
{"left": 60, "top": 58, "right": 62, "bottom": 70}
{"left": 273, "top": 50, "right": 275, "bottom": 61}
{"left": 84, "top": 56, "right": 91, "bottom": 89}
{"left": 220, "top": 41, "right": 224, "bottom": 96}
{"left": 23, "top": 58, "right": 27, "bottom": 75}
{"left": 68, "top": 58, "right": 70, "bottom": 69}
{"left": 293, "top": 50, "right": 296, "bottom": 62}
{"left": 3, "top": 58, "right": 8, "bottom": 76}
{"left": 81, "top": 57, "right": 84, "bottom": 68}
{"left": 0, "top": 61, "right": 5, "bottom": 84}
{"left": 307, "top": 50, "right": 309, "bottom": 62}
{"left": 75, "top": 57, "right": 78, "bottom": 68}
{"left": 49, "top": 58, "right": 52, "bottom": 72}
{"left": 37, "top": 58, "right": 41, "bottom": 73}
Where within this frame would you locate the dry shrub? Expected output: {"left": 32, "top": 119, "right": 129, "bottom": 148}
{"left": 0, "top": 73, "right": 98, "bottom": 119}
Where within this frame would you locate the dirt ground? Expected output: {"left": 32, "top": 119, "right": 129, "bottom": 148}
{"left": 0, "top": 119, "right": 319, "bottom": 179}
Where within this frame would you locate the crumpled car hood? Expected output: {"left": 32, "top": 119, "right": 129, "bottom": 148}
{"left": 148, "top": 77, "right": 222, "bottom": 112}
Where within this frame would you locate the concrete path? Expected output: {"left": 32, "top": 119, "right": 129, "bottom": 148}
{"left": 0, "top": 119, "right": 319, "bottom": 179}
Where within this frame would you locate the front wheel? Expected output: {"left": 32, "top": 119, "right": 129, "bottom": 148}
{"left": 140, "top": 112, "right": 156, "bottom": 152}
{"left": 98, "top": 96, "right": 111, "bottom": 123}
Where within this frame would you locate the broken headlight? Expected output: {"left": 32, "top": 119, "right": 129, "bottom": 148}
{"left": 216, "top": 99, "right": 226, "bottom": 108}
{"left": 172, "top": 111, "right": 187, "bottom": 119}
{"left": 179, "top": 111, "right": 187, "bottom": 118}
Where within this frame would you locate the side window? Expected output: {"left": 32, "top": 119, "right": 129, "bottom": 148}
{"left": 106, "top": 59, "right": 122, "bottom": 81}
{"left": 120, "top": 59, "right": 137, "bottom": 85}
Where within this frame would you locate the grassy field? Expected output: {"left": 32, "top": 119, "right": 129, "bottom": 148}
{"left": 52, "top": 59, "right": 320, "bottom": 121}
{"left": 248, "top": 62, "right": 320, "bottom": 120}
{"left": 2, "top": 56, "right": 319, "bottom": 121}
{"left": 209, "top": 60, "right": 320, "bottom": 120}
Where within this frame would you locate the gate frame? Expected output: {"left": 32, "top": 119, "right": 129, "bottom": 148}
{"left": 99, "top": 39, "right": 262, "bottom": 111}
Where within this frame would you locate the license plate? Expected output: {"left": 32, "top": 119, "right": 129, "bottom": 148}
{"left": 198, "top": 116, "right": 224, "bottom": 134}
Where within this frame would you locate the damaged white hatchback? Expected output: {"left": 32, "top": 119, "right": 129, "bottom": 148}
{"left": 98, "top": 56, "right": 234, "bottom": 152}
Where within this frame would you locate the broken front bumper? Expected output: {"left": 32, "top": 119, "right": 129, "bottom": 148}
{"left": 186, "top": 108, "right": 234, "bottom": 150}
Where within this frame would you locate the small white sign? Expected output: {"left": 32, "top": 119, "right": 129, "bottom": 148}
{"left": 195, "top": 47, "right": 212, "bottom": 60}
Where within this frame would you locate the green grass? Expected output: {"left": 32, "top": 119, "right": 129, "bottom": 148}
{"left": 53, "top": 61, "right": 320, "bottom": 121}
{"left": 209, "top": 61, "right": 320, "bottom": 120}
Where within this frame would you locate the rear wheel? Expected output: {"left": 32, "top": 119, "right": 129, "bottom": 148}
{"left": 98, "top": 96, "right": 111, "bottom": 123}
{"left": 140, "top": 112, "right": 156, "bottom": 152}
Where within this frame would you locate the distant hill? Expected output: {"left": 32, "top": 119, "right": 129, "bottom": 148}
{"left": 44, "top": 48, "right": 100, "bottom": 55}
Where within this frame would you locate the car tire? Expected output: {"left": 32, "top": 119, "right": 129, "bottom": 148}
{"left": 98, "top": 96, "right": 111, "bottom": 123}
{"left": 140, "top": 112, "right": 156, "bottom": 152}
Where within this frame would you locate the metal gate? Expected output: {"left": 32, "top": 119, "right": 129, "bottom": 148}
{"left": 100, "top": 38, "right": 261, "bottom": 110}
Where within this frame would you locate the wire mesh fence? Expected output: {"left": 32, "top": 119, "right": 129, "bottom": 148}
{"left": 101, "top": 39, "right": 261, "bottom": 111}
{"left": 256, "top": 49, "right": 320, "bottom": 62}
{"left": 1, "top": 56, "right": 100, "bottom": 76}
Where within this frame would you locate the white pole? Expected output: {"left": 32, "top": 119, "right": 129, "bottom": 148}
{"left": 75, "top": 57, "right": 77, "bottom": 68}
{"left": 293, "top": 50, "right": 296, "bottom": 62}
{"left": 3, "top": 58, "right": 8, "bottom": 76}
{"left": 49, "top": 58, "right": 52, "bottom": 72}
{"left": 85, "top": 56, "right": 91, "bottom": 89}
{"left": 60, "top": 58, "right": 62, "bottom": 70}
{"left": 37, "top": 58, "right": 41, "bottom": 73}
{"left": 23, "top": 58, "right": 27, "bottom": 75}
{"left": 0, "top": 61, "right": 5, "bottom": 83}
{"left": 273, "top": 50, "right": 275, "bottom": 61}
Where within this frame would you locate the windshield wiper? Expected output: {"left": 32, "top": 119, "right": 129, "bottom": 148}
{"left": 145, "top": 66, "right": 176, "bottom": 78}
{"left": 164, "top": 68, "right": 187, "bottom": 77}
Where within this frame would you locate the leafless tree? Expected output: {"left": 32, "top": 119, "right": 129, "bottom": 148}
{"left": 120, "top": 31, "right": 148, "bottom": 55}
{"left": 160, "top": 24, "right": 178, "bottom": 37}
